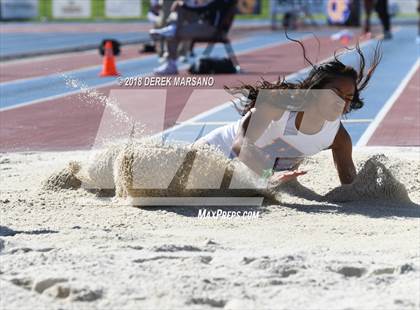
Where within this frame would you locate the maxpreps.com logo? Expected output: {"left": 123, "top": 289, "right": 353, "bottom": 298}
{"left": 197, "top": 209, "right": 260, "bottom": 220}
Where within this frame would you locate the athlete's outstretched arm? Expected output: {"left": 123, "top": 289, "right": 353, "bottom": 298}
{"left": 330, "top": 124, "right": 357, "bottom": 185}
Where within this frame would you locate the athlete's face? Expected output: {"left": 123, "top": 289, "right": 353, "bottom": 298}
{"left": 311, "top": 77, "right": 355, "bottom": 121}
{"left": 324, "top": 77, "right": 356, "bottom": 115}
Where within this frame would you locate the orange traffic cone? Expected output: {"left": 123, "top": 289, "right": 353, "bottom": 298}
{"left": 99, "top": 41, "right": 120, "bottom": 77}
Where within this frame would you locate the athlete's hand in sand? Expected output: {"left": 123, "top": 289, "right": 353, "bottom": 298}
{"left": 270, "top": 170, "right": 307, "bottom": 184}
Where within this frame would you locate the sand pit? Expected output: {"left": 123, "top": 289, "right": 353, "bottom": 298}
{"left": 1, "top": 147, "right": 419, "bottom": 309}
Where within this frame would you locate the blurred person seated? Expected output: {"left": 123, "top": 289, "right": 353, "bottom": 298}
{"left": 149, "top": 0, "right": 191, "bottom": 61}
{"left": 150, "top": 0, "right": 235, "bottom": 75}
{"left": 148, "top": 0, "right": 175, "bottom": 57}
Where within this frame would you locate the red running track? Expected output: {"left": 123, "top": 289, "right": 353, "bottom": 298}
{"left": 368, "top": 67, "right": 420, "bottom": 146}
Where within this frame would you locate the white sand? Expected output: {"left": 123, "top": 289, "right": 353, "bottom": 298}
{"left": 0, "top": 147, "right": 419, "bottom": 310}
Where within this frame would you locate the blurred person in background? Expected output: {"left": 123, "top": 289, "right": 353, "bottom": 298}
{"left": 149, "top": 0, "right": 175, "bottom": 58}
{"left": 150, "top": 0, "right": 234, "bottom": 74}
{"left": 363, "top": 0, "right": 392, "bottom": 39}
{"left": 149, "top": 0, "right": 192, "bottom": 62}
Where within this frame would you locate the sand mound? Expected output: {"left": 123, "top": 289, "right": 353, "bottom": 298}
{"left": 42, "top": 161, "right": 82, "bottom": 191}
{"left": 324, "top": 155, "right": 411, "bottom": 203}
{"left": 42, "top": 144, "right": 123, "bottom": 194}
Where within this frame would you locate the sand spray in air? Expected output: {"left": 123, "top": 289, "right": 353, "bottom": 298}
{"left": 62, "top": 74, "right": 132, "bottom": 124}
{"left": 58, "top": 74, "right": 147, "bottom": 189}
{"left": 63, "top": 74, "right": 149, "bottom": 140}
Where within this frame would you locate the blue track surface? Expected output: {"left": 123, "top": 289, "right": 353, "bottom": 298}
{"left": 337, "top": 27, "right": 418, "bottom": 142}
{"left": 0, "top": 32, "right": 149, "bottom": 58}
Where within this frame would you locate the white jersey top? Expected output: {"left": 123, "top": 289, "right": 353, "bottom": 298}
{"left": 199, "top": 111, "right": 341, "bottom": 171}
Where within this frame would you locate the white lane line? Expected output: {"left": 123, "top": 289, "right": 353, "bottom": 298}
{"left": 342, "top": 119, "right": 373, "bottom": 123}
{"left": 356, "top": 58, "right": 419, "bottom": 147}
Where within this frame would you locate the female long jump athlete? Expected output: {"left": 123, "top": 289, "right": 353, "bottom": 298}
{"left": 195, "top": 40, "right": 382, "bottom": 186}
